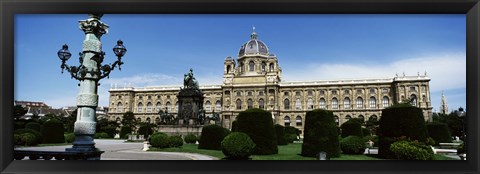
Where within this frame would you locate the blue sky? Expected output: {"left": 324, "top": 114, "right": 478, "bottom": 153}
{"left": 15, "top": 14, "right": 466, "bottom": 113}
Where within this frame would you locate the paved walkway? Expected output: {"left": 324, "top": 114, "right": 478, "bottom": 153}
{"left": 15, "top": 139, "right": 218, "bottom": 160}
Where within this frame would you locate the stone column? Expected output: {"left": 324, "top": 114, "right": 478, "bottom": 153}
{"left": 67, "top": 14, "right": 109, "bottom": 152}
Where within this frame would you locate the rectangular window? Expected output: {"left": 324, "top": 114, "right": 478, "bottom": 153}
{"left": 410, "top": 86, "right": 416, "bottom": 91}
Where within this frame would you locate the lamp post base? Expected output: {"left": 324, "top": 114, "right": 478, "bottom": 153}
{"left": 66, "top": 134, "right": 97, "bottom": 152}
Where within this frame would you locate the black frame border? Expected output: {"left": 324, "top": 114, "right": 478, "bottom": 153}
{"left": 1, "top": 1, "right": 479, "bottom": 174}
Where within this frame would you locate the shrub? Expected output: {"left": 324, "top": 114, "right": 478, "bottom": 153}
{"left": 362, "top": 128, "right": 371, "bottom": 137}
{"left": 378, "top": 104, "right": 429, "bottom": 159}
{"left": 301, "top": 109, "right": 340, "bottom": 158}
{"left": 20, "top": 133, "right": 37, "bottom": 146}
{"left": 236, "top": 108, "right": 278, "bottom": 155}
{"left": 427, "top": 122, "right": 452, "bottom": 145}
{"left": 274, "top": 124, "right": 288, "bottom": 145}
{"left": 457, "top": 143, "right": 465, "bottom": 154}
{"left": 168, "top": 135, "right": 184, "bottom": 148}
{"left": 14, "top": 129, "right": 42, "bottom": 146}
{"left": 138, "top": 124, "right": 154, "bottom": 139}
{"left": 285, "top": 134, "right": 298, "bottom": 143}
{"left": 284, "top": 126, "right": 300, "bottom": 143}
{"left": 120, "top": 126, "right": 133, "bottom": 139}
{"left": 150, "top": 133, "right": 170, "bottom": 148}
{"left": 221, "top": 132, "right": 256, "bottom": 160}
{"left": 95, "top": 132, "right": 110, "bottom": 139}
{"left": 426, "top": 137, "right": 436, "bottom": 146}
{"left": 65, "top": 133, "right": 75, "bottom": 143}
{"left": 14, "top": 134, "right": 23, "bottom": 145}
{"left": 41, "top": 119, "right": 65, "bottom": 143}
{"left": 25, "top": 122, "right": 41, "bottom": 132}
{"left": 198, "top": 124, "right": 229, "bottom": 150}
{"left": 340, "top": 119, "right": 363, "bottom": 138}
{"left": 231, "top": 120, "right": 238, "bottom": 132}
{"left": 340, "top": 136, "right": 366, "bottom": 154}
{"left": 363, "top": 135, "right": 379, "bottom": 147}
{"left": 389, "top": 141, "right": 435, "bottom": 160}
{"left": 184, "top": 134, "right": 198, "bottom": 144}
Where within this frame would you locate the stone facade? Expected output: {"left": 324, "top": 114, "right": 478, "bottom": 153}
{"left": 108, "top": 30, "right": 433, "bottom": 135}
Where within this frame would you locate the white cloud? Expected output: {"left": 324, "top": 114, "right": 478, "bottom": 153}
{"left": 282, "top": 52, "right": 466, "bottom": 93}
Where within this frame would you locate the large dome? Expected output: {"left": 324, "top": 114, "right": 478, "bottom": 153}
{"left": 238, "top": 31, "right": 269, "bottom": 57}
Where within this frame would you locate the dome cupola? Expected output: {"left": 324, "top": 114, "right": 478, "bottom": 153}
{"left": 238, "top": 27, "right": 269, "bottom": 57}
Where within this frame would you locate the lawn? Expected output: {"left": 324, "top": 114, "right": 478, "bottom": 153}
{"left": 149, "top": 143, "right": 458, "bottom": 160}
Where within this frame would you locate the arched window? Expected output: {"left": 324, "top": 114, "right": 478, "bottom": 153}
{"left": 356, "top": 97, "right": 364, "bottom": 109}
{"left": 156, "top": 102, "right": 162, "bottom": 112}
{"left": 155, "top": 117, "right": 160, "bottom": 124}
{"left": 166, "top": 102, "right": 171, "bottom": 112}
{"left": 137, "top": 117, "right": 142, "bottom": 123}
{"left": 146, "top": 117, "right": 151, "bottom": 123}
{"left": 307, "top": 98, "right": 314, "bottom": 110}
{"left": 345, "top": 115, "right": 352, "bottom": 121}
{"left": 247, "top": 99, "right": 253, "bottom": 109}
{"left": 215, "top": 100, "right": 222, "bottom": 111}
{"left": 319, "top": 98, "right": 326, "bottom": 109}
{"left": 369, "top": 115, "right": 378, "bottom": 121}
{"left": 205, "top": 101, "right": 211, "bottom": 112}
{"left": 146, "top": 102, "right": 153, "bottom": 112}
{"left": 259, "top": 99, "right": 265, "bottom": 109}
{"left": 249, "top": 61, "right": 255, "bottom": 72}
{"left": 410, "top": 94, "right": 417, "bottom": 107}
{"left": 117, "top": 102, "right": 123, "bottom": 112}
{"left": 332, "top": 98, "right": 338, "bottom": 109}
{"left": 226, "top": 65, "right": 231, "bottom": 73}
{"left": 116, "top": 117, "right": 121, "bottom": 124}
{"left": 334, "top": 116, "right": 339, "bottom": 126}
{"left": 369, "top": 97, "right": 376, "bottom": 108}
{"left": 382, "top": 96, "right": 389, "bottom": 108}
{"left": 269, "top": 63, "right": 274, "bottom": 72}
{"left": 358, "top": 115, "right": 365, "bottom": 122}
{"left": 284, "top": 99, "right": 290, "bottom": 110}
{"left": 295, "top": 99, "right": 302, "bottom": 110}
{"left": 137, "top": 102, "right": 143, "bottom": 112}
{"left": 344, "top": 97, "right": 350, "bottom": 109}
{"left": 296, "top": 116, "right": 302, "bottom": 126}
{"left": 284, "top": 116, "right": 291, "bottom": 126}
{"left": 236, "top": 99, "right": 242, "bottom": 110}
{"left": 261, "top": 62, "right": 266, "bottom": 72}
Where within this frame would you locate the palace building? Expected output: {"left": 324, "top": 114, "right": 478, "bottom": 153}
{"left": 108, "top": 30, "right": 433, "bottom": 134}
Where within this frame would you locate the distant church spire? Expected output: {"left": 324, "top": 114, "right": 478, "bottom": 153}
{"left": 440, "top": 91, "right": 449, "bottom": 114}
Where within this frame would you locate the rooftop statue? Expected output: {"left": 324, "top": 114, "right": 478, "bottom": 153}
{"left": 183, "top": 68, "right": 199, "bottom": 90}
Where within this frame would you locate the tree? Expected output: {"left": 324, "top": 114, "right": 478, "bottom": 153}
{"left": 14, "top": 105, "right": 27, "bottom": 120}
{"left": 121, "top": 111, "right": 137, "bottom": 130}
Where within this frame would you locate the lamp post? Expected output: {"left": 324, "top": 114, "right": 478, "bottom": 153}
{"left": 456, "top": 107, "right": 466, "bottom": 159}
{"left": 58, "top": 14, "right": 127, "bottom": 152}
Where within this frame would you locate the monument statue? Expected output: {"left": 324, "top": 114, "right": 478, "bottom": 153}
{"left": 177, "top": 69, "right": 205, "bottom": 126}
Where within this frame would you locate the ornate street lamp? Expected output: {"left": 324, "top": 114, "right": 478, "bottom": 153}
{"left": 57, "top": 14, "right": 126, "bottom": 152}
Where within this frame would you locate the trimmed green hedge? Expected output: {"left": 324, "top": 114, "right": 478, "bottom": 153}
{"left": 221, "top": 132, "right": 256, "bottom": 160}
{"left": 150, "top": 132, "right": 170, "bottom": 148}
{"left": 14, "top": 128, "right": 43, "bottom": 146}
{"left": 168, "top": 135, "right": 184, "bottom": 148}
{"left": 25, "top": 122, "right": 41, "bottom": 132}
{"left": 184, "top": 134, "right": 198, "bottom": 144}
{"left": 340, "top": 136, "right": 366, "bottom": 154}
{"left": 285, "top": 126, "right": 300, "bottom": 143}
{"left": 340, "top": 119, "right": 363, "bottom": 138}
{"left": 427, "top": 122, "right": 452, "bottom": 145}
{"left": 390, "top": 140, "right": 435, "bottom": 160}
{"left": 275, "top": 124, "right": 288, "bottom": 145}
{"left": 41, "top": 119, "right": 65, "bottom": 144}
{"left": 301, "top": 109, "right": 340, "bottom": 158}
{"left": 198, "top": 124, "right": 229, "bottom": 150}
{"left": 378, "top": 104, "right": 429, "bottom": 159}
{"left": 65, "top": 133, "right": 75, "bottom": 143}
{"left": 236, "top": 108, "right": 278, "bottom": 155}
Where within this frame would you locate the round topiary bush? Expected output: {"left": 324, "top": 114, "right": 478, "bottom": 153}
{"left": 389, "top": 140, "right": 435, "bottom": 160}
{"left": 221, "top": 132, "right": 256, "bottom": 160}
{"left": 340, "top": 136, "right": 366, "bottom": 154}
{"left": 150, "top": 133, "right": 170, "bottom": 148}
{"left": 275, "top": 124, "right": 288, "bottom": 145}
{"left": 20, "top": 133, "right": 37, "bottom": 146}
{"left": 65, "top": 133, "right": 75, "bottom": 143}
{"left": 236, "top": 108, "right": 278, "bottom": 155}
{"left": 41, "top": 119, "right": 65, "bottom": 143}
{"left": 14, "top": 129, "right": 42, "bottom": 146}
{"left": 25, "top": 122, "right": 41, "bottom": 132}
{"left": 340, "top": 119, "right": 363, "bottom": 138}
{"left": 168, "top": 135, "right": 184, "bottom": 148}
{"left": 198, "top": 124, "right": 229, "bottom": 150}
{"left": 284, "top": 126, "right": 300, "bottom": 143}
{"left": 427, "top": 122, "right": 452, "bottom": 145}
{"left": 184, "top": 134, "right": 198, "bottom": 144}
{"left": 301, "top": 109, "right": 340, "bottom": 158}
{"left": 378, "top": 104, "right": 429, "bottom": 159}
